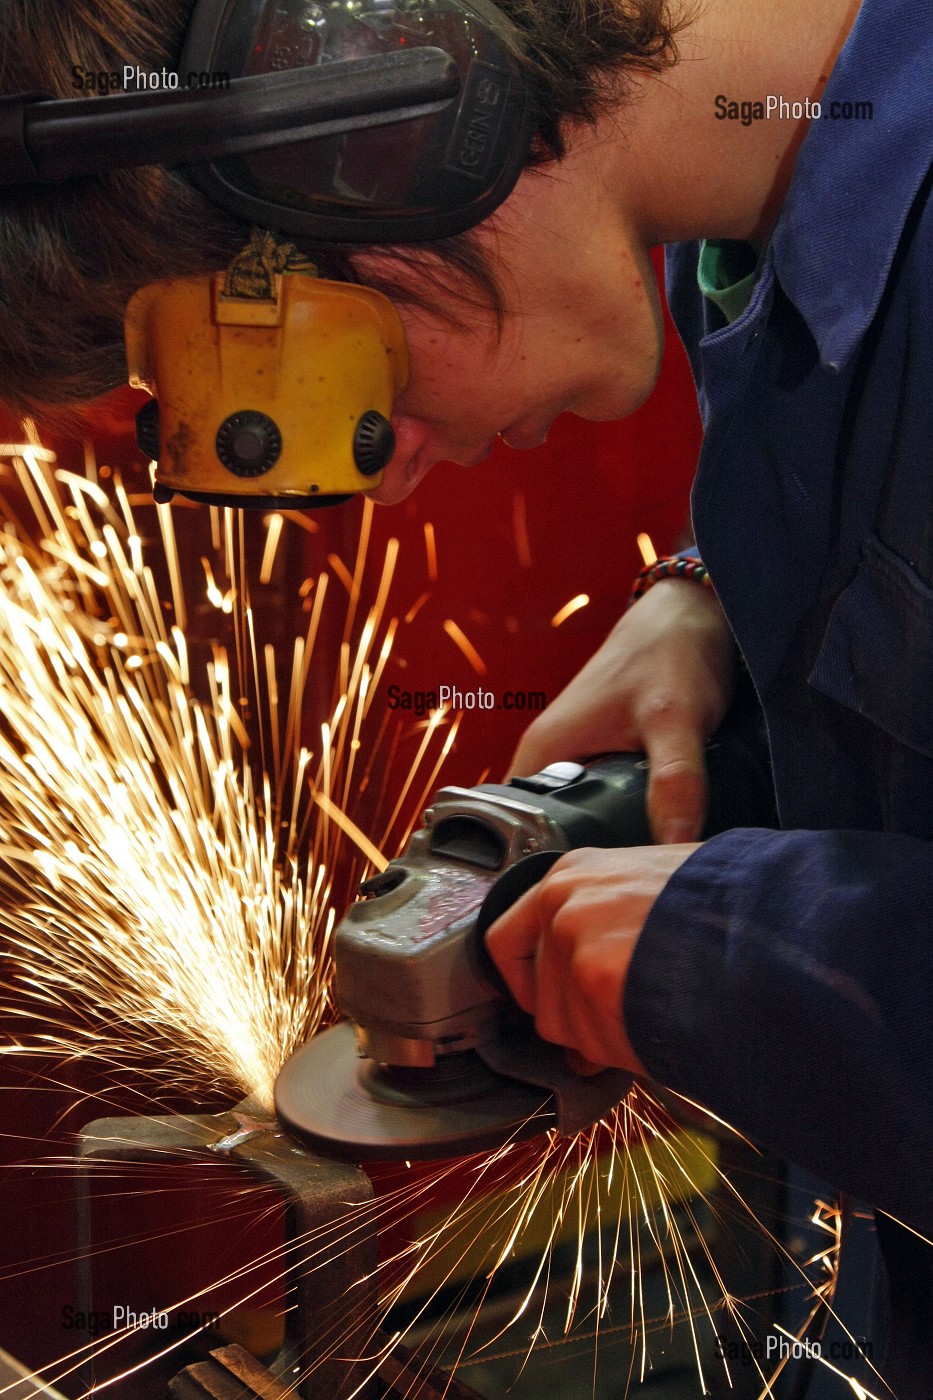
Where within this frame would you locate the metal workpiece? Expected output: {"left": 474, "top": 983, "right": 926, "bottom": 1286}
{"left": 168, "top": 1343, "right": 296, "bottom": 1399}
{"left": 76, "top": 1106, "right": 380, "bottom": 1400}
{"left": 0, "top": 1347, "right": 67, "bottom": 1399}
{"left": 168, "top": 1338, "right": 487, "bottom": 1399}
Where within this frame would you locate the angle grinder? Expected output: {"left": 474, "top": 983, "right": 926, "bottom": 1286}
{"left": 275, "top": 704, "right": 776, "bottom": 1161}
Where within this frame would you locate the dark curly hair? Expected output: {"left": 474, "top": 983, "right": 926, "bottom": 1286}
{"left": 0, "top": 0, "right": 687, "bottom": 414}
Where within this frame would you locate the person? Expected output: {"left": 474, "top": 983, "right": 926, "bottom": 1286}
{"left": 483, "top": 0, "right": 933, "bottom": 1391}
{"left": 3, "top": 0, "right": 932, "bottom": 1393}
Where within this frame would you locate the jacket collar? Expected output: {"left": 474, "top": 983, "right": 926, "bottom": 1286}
{"left": 770, "top": 0, "right": 933, "bottom": 370}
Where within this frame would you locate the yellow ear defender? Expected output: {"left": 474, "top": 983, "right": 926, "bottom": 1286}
{"left": 125, "top": 236, "right": 409, "bottom": 509}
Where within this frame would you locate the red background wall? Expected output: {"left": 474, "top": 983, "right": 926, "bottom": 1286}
{"left": 0, "top": 253, "right": 701, "bottom": 1380}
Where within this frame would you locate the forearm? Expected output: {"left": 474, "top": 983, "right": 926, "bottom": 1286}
{"left": 626, "top": 827, "right": 933, "bottom": 1232}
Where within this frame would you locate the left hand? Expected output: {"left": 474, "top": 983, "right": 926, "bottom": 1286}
{"left": 484, "top": 844, "right": 699, "bottom": 1076}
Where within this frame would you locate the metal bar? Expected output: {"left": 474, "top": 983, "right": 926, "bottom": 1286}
{"left": 375, "top": 1335, "right": 487, "bottom": 1398}
{"left": 169, "top": 1343, "right": 295, "bottom": 1398}
{"left": 168, "top": 1339, "right": 489, "bottom": 1399}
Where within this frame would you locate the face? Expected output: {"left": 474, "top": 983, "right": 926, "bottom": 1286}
{"left": 360, "top": 141, "right": 665, "bottom": 504}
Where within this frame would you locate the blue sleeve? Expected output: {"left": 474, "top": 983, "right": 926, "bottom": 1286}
{"left": 624, "top": 827, "right": 933, "bottom": 1234}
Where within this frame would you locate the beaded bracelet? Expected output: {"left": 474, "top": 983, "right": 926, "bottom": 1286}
{"left": 629, "top": 554, "right": 712, "bottom": 607}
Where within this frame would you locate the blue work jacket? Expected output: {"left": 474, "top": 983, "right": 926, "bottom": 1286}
{"left": 626, "top": 0, "right": 933, "bottom": 1392}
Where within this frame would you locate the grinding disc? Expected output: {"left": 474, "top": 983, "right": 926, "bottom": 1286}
{"left": 275, "top": 1023, "right": 557, "bottom": 1161}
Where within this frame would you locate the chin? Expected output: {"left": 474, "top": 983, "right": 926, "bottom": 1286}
{"left": 594, "top": 342, "right": 665, "bottom": 421}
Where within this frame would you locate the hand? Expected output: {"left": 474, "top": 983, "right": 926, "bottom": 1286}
{"left": 485, "top": 845, "right": 698, "bottom": 1074}
{"left": 509, "top": 579, "right": 736, "bottom": 845}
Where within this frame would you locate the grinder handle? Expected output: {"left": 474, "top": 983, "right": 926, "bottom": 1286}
{"left": 473, "top": 694, "right": 777, "bottom": 852}
{"left": 469, "top": 697, "right": 777, "bottom": 993}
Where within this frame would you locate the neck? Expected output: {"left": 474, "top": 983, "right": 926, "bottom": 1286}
{"left": 612, "top": 0, "right": 863, "bottom": 246}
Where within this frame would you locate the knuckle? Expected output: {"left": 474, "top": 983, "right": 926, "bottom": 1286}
{"left": 639, "top": 691, "right": 685, "bottom": 726}
{"left": 572, "top": 955, "right": 604, "bottom": 1006}
{"left": 549, "top": 905, "right": 581, "bottom": 955}
{"left": 534, "top": 879, "right": 562, "bottom": 925}
{"left": 572, "top": 936, "right": 618, "bottom": 1001}
{"left": 650, "top": 755, "right": 704, "bottom": 788}
{"left": 534, "top": 865, "right": 576, "bottom": 919}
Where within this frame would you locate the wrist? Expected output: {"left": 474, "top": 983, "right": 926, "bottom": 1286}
{"left": 629, "top": 554, "right": 712, "bottom": 608}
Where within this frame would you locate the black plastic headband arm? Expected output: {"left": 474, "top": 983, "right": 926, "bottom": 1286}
{"left": 0, "top": 52, "right": 459, "bottom": 189}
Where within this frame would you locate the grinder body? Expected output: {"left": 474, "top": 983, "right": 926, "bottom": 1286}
{"left": 275, "top": 705, "right": 776, "bottom": 1160}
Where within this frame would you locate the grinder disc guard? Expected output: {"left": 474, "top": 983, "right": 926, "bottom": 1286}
{"left": 275, "top": 1023, "right": 557, "bottom": 1160}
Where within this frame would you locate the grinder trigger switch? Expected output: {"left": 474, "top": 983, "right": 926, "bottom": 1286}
{"left": 510, "top": 761, "right": 585, "bottom": 794}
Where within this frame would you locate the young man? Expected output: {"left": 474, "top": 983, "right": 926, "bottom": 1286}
{"left": 374, "top": 1, "right": 933, "bottom": 1391}
{"left": 2, "top": 0, "right": 931, "bottom": 1392}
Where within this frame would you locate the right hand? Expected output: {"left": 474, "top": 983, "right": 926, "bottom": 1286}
{"left": 509, "top": 578, "right": 737, "bottom": 844}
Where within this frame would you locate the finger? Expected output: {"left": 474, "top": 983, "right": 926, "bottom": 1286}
{"left": 487, "top": 889, "right": 580, "bottom": 1055}
{"left": 483, "top": 887, "right": 544, "bottom": 1014}
{"left": 507, "top": 699, "right": 639, "bottom": 778}
{"left": 640, "top": 705, "right": 709, "bottom": 844}
{"left": 508, "top": 719, "right": 633, "bottom": 779}
{"left": 529, "top": 908, "right": 575, "bottom": 1051}
{"left": 507, "top": 721, "right": 574, "bottom": 779}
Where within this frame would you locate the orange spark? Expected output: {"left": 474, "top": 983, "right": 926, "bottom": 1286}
{"left": 0, "top": 442, "right": 56, "bottom": 462}
{"left": 404, "top": 591, "right": 430, "bottom": 625}
{"left": 277, "top": 509, "right": 319, "bottom": 535}
{"left": 512, "top": 491, "right": 532, "bottom": 568}
{"left": 442, "top": 620, "right": 487, "bottom": 675}
{"left": 551, "top": 595, "right": 590, "bottom": 628}
{"left": 326, "top": 553, "right": 355, "bottom": 596}
{"left": 259, "top": 512, "right": 284, "bottom": 585}
{"left": 636, "top": 532, "right": 657, "bottom": 566}
{"left": 424, "top": 522, "right": 438, "bottom": 582}
{"left": 312, "top": 791, "right": 388, "bottom": 871}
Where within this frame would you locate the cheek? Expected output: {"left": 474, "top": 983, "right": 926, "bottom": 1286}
{"left": 399, "top": 327, "right": 495, "bottom": 416}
